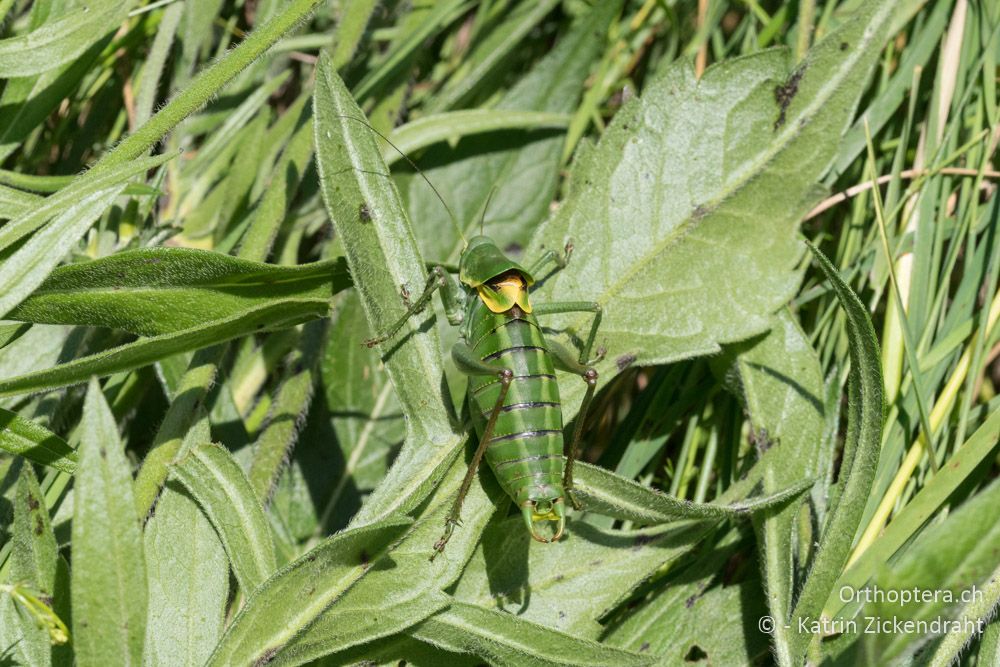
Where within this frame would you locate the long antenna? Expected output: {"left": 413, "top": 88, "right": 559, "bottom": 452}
{"left": 479, "top": 185, "right": 498, "bottom": 237}
{"left": 333, "top": 114, "right": 467, "bottom": 246}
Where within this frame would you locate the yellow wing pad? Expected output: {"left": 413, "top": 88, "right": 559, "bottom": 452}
{"left": 476, "top": 274, "right": 532, "bottom": 313}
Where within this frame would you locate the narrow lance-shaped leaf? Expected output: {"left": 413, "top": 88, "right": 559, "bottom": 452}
{"left": 789, "top": 243, "right": 884, "bottom": 661}
{"left": 271, "top": 451, "right": 500, "bottom": 665}
{"left": 0, "top": 0, "right": 130, "bottom": 77}
{"left": 8, "top": 250, "right": 348, "bottom": 336}
{"left": 170, "top": 443, "right": 277, "bottom": 594}
{"left": 410, "top": 601, "right": 655, "bottom": 667}
{"left": 0, "top": 407, "right": 77, "bottom": 473}
{"left": 71, "top": 379, "right": 147, "bottom": 667}
{"left": 0, "top": 463, "right": 62, "bottom": 664}
{"left": 205, "top": 519, "right": 412, "bottom": 667}
{"left": 528, "top": 1, "right": 897, "bottom": 417}
{"left": 572, "top": 460, "right": 814, "bottom": 524}
{"left": 313, "top": 52, "right": 462, "bottom": 524}
{"left": 0, "top": 299, "right": 332, "bottom": 398}
{"left": 142, "top": 483, "right": 228, "bottom": 667}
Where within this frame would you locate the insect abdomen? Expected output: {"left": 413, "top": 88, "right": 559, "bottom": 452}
{"left": 466, "top": 305, "right": 565, "bottom": 500}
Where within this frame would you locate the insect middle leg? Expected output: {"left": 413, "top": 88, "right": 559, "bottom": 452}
{"left": 430, "top": 341, "right": 512, "bottom": 561}
{"left": 532, "top": 301, "right": 604, "bottom": 509}
{"left": 364, "top": 266, "right": 464, "bottom": 347}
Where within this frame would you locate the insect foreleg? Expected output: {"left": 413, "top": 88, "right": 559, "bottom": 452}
{"left": 532, "top": 300, "right": 604, "bottom": 364}
{"left": 430, "top": 342, "right": 513, "bottom": 561}
{"left": 546, "top": 338, "right": 598, "bottom": 511}
{"left": 365, "top": 266, "right": 464, "bottom": 347}
{"left": 527, "top": 241, "right": 573, "bottom": 281}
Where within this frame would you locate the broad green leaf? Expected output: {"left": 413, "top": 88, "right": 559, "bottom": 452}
{"left": 410, "top": 601, "right": 654, "bottom": 667}
{"left": 0, "top": 407, "right": 77, "bottom": 473}
{"left": 0, "top": 1, "right": 129, "bottom": 77}
{"left": 170, "top": 443, "right": 277, "bottom": 594}
{"left": 8, "top": 249, "right": 348, "bottom": 336}
{"left": 788, "top": 244, "right": 884, "bottom": 661}
{"left": 0, "top": 300, "right": 330, "bottom": 398}
{"left": 205, "top": 519, "right": 412, "bottom": 667}
{"left": 713, "top": 308, "right": 825, "bottom": 666}
{"left": 142, "top": 484, "right": 227, "bottom": 667}
{"left": 573, "top": 460, "right": 814, "bottom": 524}
{"left": 452, "top": 515, "right": 715, "bottom": 639}
{"left": 528, "top": 1, "right": 897, "bottom": 416}
{"left": 604, "top": 532, "right": 771, "bottom": 665}
{"left": 401, "top": 0, "right": 622, "bottom": 264}
{"left": 271, "top": 449, "right": 500, "bottom": 665}
{"left": 383, "top": 110, "right": 571, "bottom": 165}
{"left": 314, "top": 53, "right": 462, "bottom": 524}
{"left": 71, "top": 379, "right": 147, "bottom": 667}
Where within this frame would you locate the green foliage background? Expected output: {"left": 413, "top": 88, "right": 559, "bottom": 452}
{"left": 0, "top": 0, "right": 998, "bottom": 665}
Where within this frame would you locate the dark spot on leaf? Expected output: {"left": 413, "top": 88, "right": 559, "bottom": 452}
{"left": 589, "top": 559, "right": 602, "bottom": 567}
{"left": 774, "top": 66, "right": 805, "bottom": 130}
{"left": 691, "top": 204, "right": 709, "bottom": 220}
{"left": 99, "top": 447, "right": 107, "bottom": 459}
{"left": 305, "top": 586, "right": 315, "bottom": 596}
{"left": 554, "top": 574, "right": 564, "bottom": 582}
{"left": 558, "top": 611, "right": 566, "bottom": 620}
{"left": 684, "top": 645, "right": 708, "bottom": 662}
{"left": 685, "top": 594, "right": 698, "bottom": 608}
{"left": 504, "top": 242, "right": 522, "bottom": 255}
{"left": 35, "top": 517, "right": 44, "bottom": 536}
{"left": 27, "top": 494, "right": 39, "bottom": 511}
{"left": 254, "top": 647, "right": 281, "bottom": 666}
{"left": 307, "top": 553, "right": 317, "bottom": 562}
{"left": 640, "top": 642, "right": 650, "bottom": 652}
{"left": 840, "top": 42, "right": 849, "bottom": 51}
{"left": 360, "top": 549, "right": 369, "bottom": 566}
{"left": 633, "top": 534, "right": 652, "bottom": 549}
{"left": 616, "top": 353, "right": 637, "bottom": 371}
{"left": 359, "top": 202, "right": 372, "bottom": 223}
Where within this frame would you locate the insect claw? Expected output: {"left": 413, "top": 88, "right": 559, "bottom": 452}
{"left": 567, "top": 489, "right": 583, "bottom": 511}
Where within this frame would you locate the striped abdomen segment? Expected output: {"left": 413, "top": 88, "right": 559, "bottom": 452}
{"left": 466, "top": 306, "right": 564, "bottom": 501}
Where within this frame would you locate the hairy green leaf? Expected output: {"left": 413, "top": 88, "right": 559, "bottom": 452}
{"left": 788, "top": 244, "right": 884, "bottom": 661}
{"left": 9, "top": 249, "right": 348, "bottom": 336}
{"left": 714, "top": 309, "right": 825, "bottom": 665}
{"left": 0, "top": 1, "right": 129, "bottom": 77}
{"left": 0, "top": 407, "right": 77, "bottom": 473}
{"left": 410, "top": 601, "right": 654, "bottom": 667}
{"left": 573, "top": 460, "right": 813, "bottom": 524}
{"left": 71, "top": 379, "right": 147, "bottom": 667}
{"left": 529, "top": 2, "right": 897, "bottom": 416}
{"left": 314, "top": 53, "right": 462, "bottom": 524}
{"left": 205, "top": 519, "right": 411, "bottom": 667}
{"left": 170, "top": 443, "right": 277, "bottom": 594}
{"left": 0, "top": 300, "right": 330, "bottom": 397}
{"left": 143, "top": 484, "right": 228, "bottom": 667}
